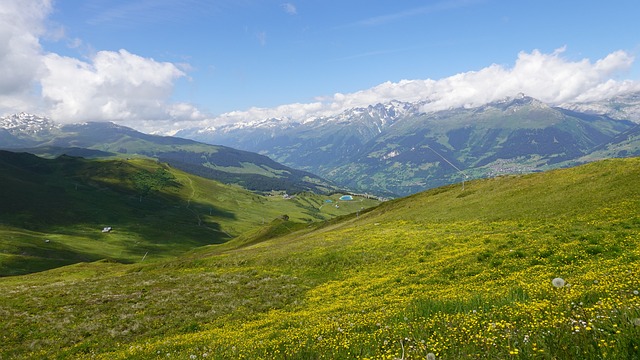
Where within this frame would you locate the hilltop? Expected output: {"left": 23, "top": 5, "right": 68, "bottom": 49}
{"left": 0, "top": 157, "right": 638, "bottom": 359}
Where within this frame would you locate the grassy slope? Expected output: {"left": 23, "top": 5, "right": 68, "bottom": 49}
{"left": 0, "top": 158, "right": 639, "bottom": 359}
{"left": 0, "top": 152, "right": 379, "bottom": 276}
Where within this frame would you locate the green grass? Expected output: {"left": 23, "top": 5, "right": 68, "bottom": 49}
{"left": 0, "top": 157, "right": 638, "bottom": 359}
{"left": 0, "top": 153, "right": 379, "bottom": 276}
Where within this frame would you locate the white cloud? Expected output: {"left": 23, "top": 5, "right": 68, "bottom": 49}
{"left": 1, "top": 0, "right": 639, "bottom": 134}
{"left": 281, "top": 3, "right": 297, "bottom": 15}
{"left": 0, "top": 0, "right": 51, "bottom": 111}
{"left": 41, "top": 49, "right": 188, "bottom": 122}
{"left": 0, "top": 0, "right": 204, "bottom": 126}
{"left": 202, "top": 47, "right": 640, "bottom": 128}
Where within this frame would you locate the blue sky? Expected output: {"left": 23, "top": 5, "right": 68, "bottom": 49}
{"left": 1, "top": 0, "right": 640, "bottom": 132}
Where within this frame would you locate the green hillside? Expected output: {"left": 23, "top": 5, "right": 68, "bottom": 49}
{"left": 0, "top": 157, "right": 639, "bottom": 359}
{"left": 0, "top": 151, "right": 379, "bottom": 276}
{"left": 1, "top": 119, "right": 340, "bottom": 194}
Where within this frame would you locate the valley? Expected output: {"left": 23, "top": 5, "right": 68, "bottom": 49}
{"left": 2, "top": 2, "right": 640, "bottom": 358}
{"left": 0, "top": 151, "right": 379, "bottom": 276}
{"left": 1, "top": 93, "right": 640, "bottom": 359}
{"left": 0, "top": 157, "right": 638, "bottom": 359}
{"left": 179, "top": 93, "right": 640, "bottom": 197}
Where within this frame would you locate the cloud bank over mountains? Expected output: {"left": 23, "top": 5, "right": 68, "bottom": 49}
{"left": 1, "top": 0, "right": 639, "bottom": 133}
{"left": 208, "top": 48, "right": 639, "bottom": 127}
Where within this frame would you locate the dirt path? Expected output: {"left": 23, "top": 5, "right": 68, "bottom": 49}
{"left": 185, "top": 176, "right": 196, "bottom": 208}
{"left": 181, "top": 174, "right": 232, "bottom": 238}
{"left": 180, "top": 175, "right": 201, "bottom": 225}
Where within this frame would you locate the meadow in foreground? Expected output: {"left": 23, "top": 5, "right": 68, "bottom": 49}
{"left": 0, "top": 158, "right": 639, "bottom": 359}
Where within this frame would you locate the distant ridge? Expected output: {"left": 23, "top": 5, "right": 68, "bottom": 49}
{"left": 0, "top": 117, "right": 339, "bottom": 194}
{"left": 176, "top": 93, "right": 640, "bottom": 196}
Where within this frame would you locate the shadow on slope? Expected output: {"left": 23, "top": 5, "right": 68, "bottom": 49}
{"left": 0, "top": 151, "right": 236, "bottom": 276}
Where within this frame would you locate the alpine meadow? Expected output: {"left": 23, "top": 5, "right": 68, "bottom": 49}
{"left": 1, "top": 157, "right": 639, "bottom": 359}
{"left": 2, "top": 1, "right": 640, "bottom": 359}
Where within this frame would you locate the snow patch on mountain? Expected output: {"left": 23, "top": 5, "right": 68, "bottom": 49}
{"left": 211, "top": 100, "right": 418, "bottom": 134}
{"left": 0, "top": 113, "right": 59, "bottom": 135}
{"left": 559, "top": 92, "right": 640, "bottom": 123}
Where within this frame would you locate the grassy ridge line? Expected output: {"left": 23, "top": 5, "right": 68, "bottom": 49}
{"left": 0, "top": 158, "right": 638, "bottom": 359}
{"left": 0, "top": 153, "right": 379, "bottom": 276}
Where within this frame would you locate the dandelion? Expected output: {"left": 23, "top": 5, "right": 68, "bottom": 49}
{"left": 633, "top": 290, "right": 639, "bottom": 295}
{"left": 427, "top": 352, "right": 436, "bottom": 360}
{"left": 552, "top": 277, "right": 565, "bottom": 288}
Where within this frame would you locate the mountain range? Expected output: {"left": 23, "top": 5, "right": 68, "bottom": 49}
{"left": 177, "top": 92, "right": 640, "bottom": 196}
{"left": 1, "top": 95, "right": 640, "bottom": 358}
{"left": 0, "top": 113, "right": 337, "bottom": 194}
{"left": 3, "top": 92, "right": 640, "bottom": 197}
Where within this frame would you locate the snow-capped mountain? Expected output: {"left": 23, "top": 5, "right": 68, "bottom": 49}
{"left": 0, "top": 114, "right": 338, "bottom": 194}
{"left": 177, "top": 100, "right": 421, "bottom": 148}
{"left": 175, "top": 100, "right": 425, "bottom": 179}
{"left": 0, "top": 113, "right": 61, "bottom": 147}
{"left": 0, "top": 112, "right": 59, "bottom": 136}
{"left": 559, "top": 92, "right": 640, "bottom": 123}
{"left": 175, "top": 93, "right": 640, "bottom": 196}
{"left": 5, "top": 91, "right": 640, "bottom": 197}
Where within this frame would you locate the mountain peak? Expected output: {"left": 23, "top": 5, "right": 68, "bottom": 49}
{"left": 485, "top": 93, "right": 548, "bottom": 111}
{"left": 559, "top": 90, "right": 640, "bottom": 123}
{"left": 0, "top": 113, "right": 59, "bottom": 135}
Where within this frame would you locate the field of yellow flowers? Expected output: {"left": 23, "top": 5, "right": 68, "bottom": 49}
{"left": 1, "top": 158, "right": 639, "bottom": 359}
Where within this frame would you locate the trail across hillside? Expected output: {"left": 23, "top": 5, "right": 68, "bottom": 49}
{"left": 180, "top": 173, "right": 232, "bottom": 238}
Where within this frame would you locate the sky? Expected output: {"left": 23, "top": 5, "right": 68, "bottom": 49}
{"left": 1, "top": 0, "right": 640, "bottom": 133}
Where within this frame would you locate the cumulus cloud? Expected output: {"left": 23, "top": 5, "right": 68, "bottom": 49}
{"left": 0, "top": 0, "right": 51, "bottom": 111}
{"left": 41, "top": 50, "right": 187, "bottom": 122}
{"left": 0, "top": 0, "right": 203, "bottom": 126}
{"left": 205, "top": 47, "right": 640, "bottom": 127}
{"left": 1, "top": 0, "right": 639, "bottom": 134}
